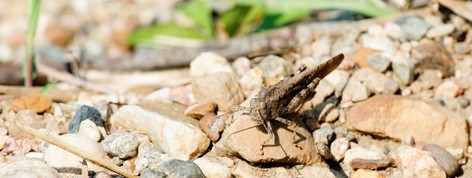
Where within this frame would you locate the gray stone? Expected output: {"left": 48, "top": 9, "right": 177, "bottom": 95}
{"left": 313, "top": 126, "right": 335, "bottom": 145}
{"left": 426, "top": 24, "right": 455, "bottom": 38}
{"left": 101, "top": 131, "right": 140, "bottom": 159}
{"left": 367, "top": 52, "right": 391, "bottom": 72}
{"left": 110, "top": 101, "right": 210, "bottom": 160}
{"left": 351, "top": 68, "right": 399, "bottom": 95}
{"left": 159, "top": 159, "right": 205, "bottom": 178}
{"left": 140, "top": 169, "right": 166, "bottom": 178}
{"left": 134, "top": 141, "right": 170, "bottom": 175}
{"left": 192, "top": 72, "right": 244, "bottom": 112}
{"left": 68, "top": 105, "right": 104, "bottom": 133}
{"left": 343, "top": 79, "right": 370, "bottom": 102}
{"left": 257, "top": 55, "right": 294, "bottom": 85}
{"left": 423, "top": 144, "right": 461, "bottom": 177}
{"left": 0, "top": 159, "right": 61, "bottom": 178}
{"left": 392, "top": 58, "right": 415, "bottom": 84}
{"left": 396, "top": 15, "right": 431, "bottom": 41}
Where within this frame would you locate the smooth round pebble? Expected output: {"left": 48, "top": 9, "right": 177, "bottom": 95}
{"left": 423, "top": 144, "right": 461, "bottom": 177}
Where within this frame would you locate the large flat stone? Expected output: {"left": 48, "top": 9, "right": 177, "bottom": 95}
{"left": 110, "top": 101, "right": 210, "bottom": 160}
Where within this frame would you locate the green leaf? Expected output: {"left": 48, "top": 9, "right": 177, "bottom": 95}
{"left": 41, "top": 81, "right": 57, "bottom": 95}
{"left": 219, "top": 5, "right": 264, "bottom": 37}
{"left": 179, "top": 0, "right": 213, "bottom": 38}
{"left": 24, "top": 0, "right": 41, "bottom": 84}
{"left": 127, "top": 24, "right": 210, "bottom": 48}
{"left": 258, "top": 9, "right": 310, "bottom": 31}
{"left": 229, "top": 0, "right": 397, "bottom": 17}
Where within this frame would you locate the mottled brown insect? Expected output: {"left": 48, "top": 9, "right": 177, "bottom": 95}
{"left": 246, "top": 53, "right": 345, "bottom": 146}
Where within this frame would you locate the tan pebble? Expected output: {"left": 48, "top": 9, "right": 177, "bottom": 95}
{"left": 199, "top": 113, "right": 225, "bottom": 141}
{"left": 0, "top": 137, "right": 5, "bottom": 150}
{"left": 10, "top": 93, "right": 52, "bottom": 113}
{"left": 349, "top": 158, "right": 394, "bottom": 170}
{"left": 351, "top": 169, "right": 385, "bottom": 178}
{"left": 434, "top": 80, "right": 463, "bottom": 98}
{"left": 185, "top": 102, "right": 217, "bottom": 119}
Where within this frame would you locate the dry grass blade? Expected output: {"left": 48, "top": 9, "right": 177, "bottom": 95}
{"left": 14, "top": 123, "right": 137, "bottom": 178}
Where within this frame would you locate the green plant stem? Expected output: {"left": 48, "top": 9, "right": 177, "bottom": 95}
{"left": 24, "top": 0, "right": 41, "bottom": 87}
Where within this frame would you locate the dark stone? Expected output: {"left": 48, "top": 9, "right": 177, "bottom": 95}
{"left": 159, "top": 159, "right": 204, "bottom": 178}
{"left": 140, "top": 168, "right": 167, "bottom": 178}
{"left": 68, "top": 105, "right": 104, "bottom": 133}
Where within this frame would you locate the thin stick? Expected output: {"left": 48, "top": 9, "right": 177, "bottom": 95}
{"left": 15, "top": 123, "right": 137, "bottom": 178}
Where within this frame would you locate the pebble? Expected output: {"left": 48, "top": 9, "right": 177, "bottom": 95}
{"left": 298, "top": 164, "right": 344, "bottom": 178}
{"left": 184, "top": 102, "right": 217, "bottom": 120}
{"left": 424, "top": 15, "right": 444, "bottom": 27}
{"left": 140, "top": 168, "right": 167, "bottom": 178}
{"left": 239, "top": 67, "right": 263, "bottom": 97}
{"left": 434, "top": 80, "right": 464, "bottom": 98}
{"left": 10, "top": 93, "right": 52, "bottom": 113}
{"left": 0, "top": 137, "right": 5, "bottom": 150}
{"left": 313, "top": 126, "right": 335, "bottom": 145}
{"left": 344, "top": 146, "right": 385, "bottom": 168}
{"left": 396, "top": 15, "right": 431, "bottom": 41}
{"left": 77, "top": 119, "right": 102, "bottom": 142}
{"left": 101, "top": 131, "right": 140, "bottom": 159}
{"left": 198, "top": 113, "right": 225, "bottom": 141}
{"left": 454, "top": 42, "right": 471, "bottom": 54}
{"left": 351, "top": 68, "right": 399, "bottom": 95}
{"left": 351, "top": 48, "right": 379, "bottom": 68}
{"left": 310, "top": 36, "right": 331, "bottom": 59}
{"left": 323, "top": 70, "right": 350, "bottom": 97}
{"left": 318, "top": 102, "right": 340, "bottom": 123}
{"left": 351, "top": 169, "right": 385, "bottom": 178}
{"left": 159, "top": 159, "right": 205, "bottom": 178}
{"left": 0, "top": 42, "right": 13, "bottom": 63}
{"left": 68, "top": 105, "right": 104, "bottom": 133}
{"left": 0, "top": 159, "right": 61, "bottom": 178}
{"left": 190, "top": 52, "right": 234, "bottom": 77}
{"left": 423, "top": 144, "right": 461, "bottom": 177}
{"left": 392, "top": 57, "right": 415, "bottom": 84}
{"left": 342, "top": 79, "right": 370, "bottom": 102}
{"left": 349, "top": 158, "right": 394, "bottom": 170}
{"left": 367, "top": 52, "right": 391, "bottom": 72}
{"left": 367, "top": 24, "right": 385, "bottom": 36}
{"left": 330, "top": 138, "right": 350, "bottom": 162}
{"left": 426, "top": 24, "right": 455, "bottom": 38}
{"left": 359, "top": 34, "right": 396, "bottom": 55}
{"left": 192, "top": 72, "right": 244, "bottom": 112}
{"left": 9, "top": 110, "right": 46, "bottom": 139}
{"left": 384, "top": 22, "right": 404, "bottom": 40}
{"left": 110, "top": 101, "right": 210, "bottom": 160}
{"left": 257, "top": 55, "right": 294, "bottom": 85}
{"left": 311, "top": 78, "right": 335, "bottom": 106}
{"left": 194, "top": 157, "right": 232, "bottom": 178}
{"left": 232, "top": 56, "right": 251, "bottom": 77}
{"left": 134, "top": 141, "right": 169, "bottom": 175}
{"left": 411, "top": 40, "right": 455, "bottom": 77}
{"left": 44, "top": 133, "right": 110, "bottom": 173}
{"left": 395, "top": 145, "right": 446, "bottom": 178}
{"left": 345, "top": 95, "right": 468, "bottom": 149}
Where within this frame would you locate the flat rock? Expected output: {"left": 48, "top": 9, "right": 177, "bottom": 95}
{"left": 198, "top": 113, "right": 225, "bottom": 141}
{"left": 192, "top": 72, "right": 244, "bottom": 112}
{"left": 43, "top": 133, "right": 110, "bottom": 173}
{"left": 345, "top": 95, "right": 468, "bottom": 149}
{"left": 395, "top": 145, "right": 446, "bottom": 178}
{"left": 110, "top": 101, "right": 210, "bottom": 160}
{"left": 215, "top": 109, "right": 321, "bottom": 164}
{"left": 0, "top": 159, "right": 61, "bottom": 178}
{"left": 184, "top": 102, "right": 217, "bottom": 120}
{"left": 351, "top": 68, "right": 399, "bottom": 95}
{"left": 342, "top": 79, "right": 370, "bottom": 102}
{"left": 426, "top": 24, "right": 455, "bottom": 38}
{"left": 344, "top": 146, "right": 385, "bottom": 168}
{"left": 367, "top": 52, "right": 391, "bottom": 72}
{"left": 411, "top": 40, "right": 455, "bottom": 77}
{"left": 351, "top": 169, "right": 385, "bottom": 178}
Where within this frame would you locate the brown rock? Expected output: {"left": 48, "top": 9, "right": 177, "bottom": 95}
{"left": 349, "top": 158, "right": 394, "bottom": 170}
{"left": 192, "top": 72, "right": 244, "bottom": 112}
{"left": 11, "top": 93, "right": 52, "bottom": 113}
{"left": 199, "top": 113, "right": 225, "bottom": 141}
{"left": 215, "top": 109, "right": 321, "bottom": 164}
{"left": 434, "top": 80, "right": 464, "bottom": 98}
{"left": 185, "top": 102, "right": 217, "bottom": 119}
{"left": 345, "top": 95, "right": 468, "bottom": 149}
{"left": 411, "top": 40, "right": 455, "bottom": 77}
{"left": 44, "top": 23, "right": 76, "bottom": 47}
{"left": 351, "top": 48, "right": 380, "bottom": 68}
